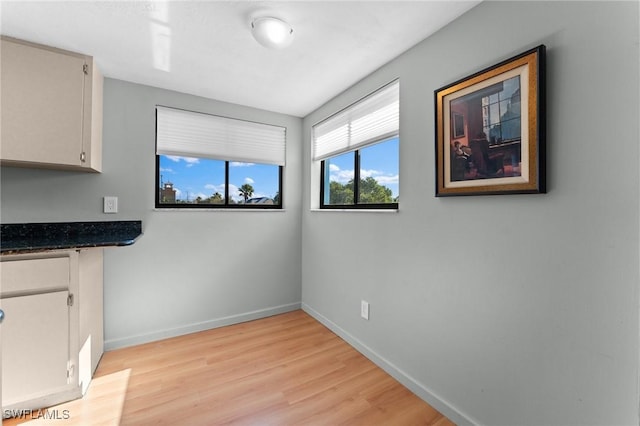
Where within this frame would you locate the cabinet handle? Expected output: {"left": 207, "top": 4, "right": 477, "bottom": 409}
{"left": 80, "top": 152, "right": 86, "bottom": 163}
{"left": 0, "top": 309, "right": 4, "bottom": 323}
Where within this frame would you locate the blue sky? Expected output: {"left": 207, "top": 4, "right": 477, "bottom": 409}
{"left": 159, "top": 137, "right": 399, "bottom": 202}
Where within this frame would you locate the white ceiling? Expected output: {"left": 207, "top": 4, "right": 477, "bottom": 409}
{"left": 1, "top": 1, "right": 480, "bottom": 117}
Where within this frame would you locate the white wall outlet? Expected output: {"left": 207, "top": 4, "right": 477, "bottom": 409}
{"left": 103, "top": 196, "right": 118, "bottom": 214}
{"left": 361, "top": 300, "right": 370, "bottom": 320}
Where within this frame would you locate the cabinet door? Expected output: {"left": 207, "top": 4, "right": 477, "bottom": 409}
{"left": 1, "top": 291, "right": 70, "bottom": 407}
{"left": 1, "top": 38, "right": 85, "bottom": 167}
{"left": 1, "top": 256, "right": 70, "bottom": 296}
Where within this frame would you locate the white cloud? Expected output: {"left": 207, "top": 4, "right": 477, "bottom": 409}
{"left": 159, "top": 167, "right": 174, "bottom": 173}
{"left": 228, "top": 183, "right": 241, "bottom": 201}
{"left": 230, "top": 162, "right": 255, "bottom": 167}
{"left": 176, "top": 189, "right": 209, "bottom": 202}
{"left": 192, "top": 192, "right": 208, "bottom": 200}
{"left": 374, "top": 174, "right": 399, "bottom": 185}
{"left": 165, "top": 156, "right": 200, "bottom": 165}
{"left": 204, "top": 183, "right": 225, "bottom": 196}
{"left": 330, "top": 168, "right": 354, "bottom": 183}
{"left": 361, "top": 169, "right": 398, "bottom": 185}
{"left": 329, "top": 167, "right": 398, "bottom": 187}
{"left": 245, "top": 177, "right": 255, "bottom": 184}
{"left": 172, "top": 184, "right": 228, "bottom": 202}
{"left": 360, "top": 169, "right": 377, "bottom": 178}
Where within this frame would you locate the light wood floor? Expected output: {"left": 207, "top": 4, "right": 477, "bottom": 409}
{"left": 4, "top": 310, "right": 454, "bottom": 425}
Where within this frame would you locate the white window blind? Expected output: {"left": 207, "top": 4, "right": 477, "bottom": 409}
{"left": 156, "top": 106, "right": 286, "bottom": 166}
{"left": 312, "top": 80, "right": 399, "bottom": 161}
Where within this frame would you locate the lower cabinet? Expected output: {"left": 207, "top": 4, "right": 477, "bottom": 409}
{"left": 0, "top": 249, "right": 104, "bottom": 415}
{"left": 2, "top": 291, "right": 70, "bottom": 408}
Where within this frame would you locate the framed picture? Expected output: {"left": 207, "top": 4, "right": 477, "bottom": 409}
{"left": 435, "top": 45, "right": 546, "bottom": 196}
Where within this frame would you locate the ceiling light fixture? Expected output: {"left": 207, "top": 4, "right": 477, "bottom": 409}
{"left": 251, "top": 16, "right": 294, "bottom": 49}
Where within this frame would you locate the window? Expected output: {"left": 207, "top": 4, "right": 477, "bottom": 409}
{"left": 313, "top": 80, "right": 399, "bottom": 209}
{"left": 481, "top": 75, "right": 521, "bottom": 145}
{"left": 155, "top": 107, "right": 285, "bottom": 208}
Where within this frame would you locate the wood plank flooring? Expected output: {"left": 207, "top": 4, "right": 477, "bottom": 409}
{"left": 3, "top": 310, "right": 454, "bottom": 425}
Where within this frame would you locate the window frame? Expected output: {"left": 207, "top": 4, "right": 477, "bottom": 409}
{"left": 319, "top": 137, "right": 399, "bottom": 210}
{"left": 481, "top": 76, "right": 522, "bottom": 145}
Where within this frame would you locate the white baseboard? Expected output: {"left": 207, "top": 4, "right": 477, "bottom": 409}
{"left": 104, "top": 302, "right": 301, "bottom": 351}
{"left": 301, "top": 303, "right": 479, "bottom": 426}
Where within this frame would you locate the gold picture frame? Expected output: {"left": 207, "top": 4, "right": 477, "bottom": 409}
{"left": 435, "top": 45, "right": 546, "bottom": 196}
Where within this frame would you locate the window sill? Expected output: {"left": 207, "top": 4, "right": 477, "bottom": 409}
{"left": 154, "top": 208, "right": 286, "bottom": 212}
{"left": 310, "top": 208, "right": 398, "bottom": 213}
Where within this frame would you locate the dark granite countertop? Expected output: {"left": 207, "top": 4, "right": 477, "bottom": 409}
{"left": 0, "top": 220, "right": 143, "bottom": 254}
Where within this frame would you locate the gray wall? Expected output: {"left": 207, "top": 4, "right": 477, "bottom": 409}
{"left": 1, "top": 79, "right": 303, "bottom": 349}
{"left": 301, "top": 2, "right": 639, "bottom": 425}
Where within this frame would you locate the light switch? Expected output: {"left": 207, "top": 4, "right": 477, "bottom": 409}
{"left": 361, "top": 300, "right": 370, "bottom": 320}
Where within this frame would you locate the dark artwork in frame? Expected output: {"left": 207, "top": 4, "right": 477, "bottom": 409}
{"left": 435, "top": 45, "right": 546, "bottom": 196}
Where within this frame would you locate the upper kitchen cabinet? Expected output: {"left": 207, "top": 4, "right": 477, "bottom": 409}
{"left": 1, "top": 36, "right": 103, "bottom": 172}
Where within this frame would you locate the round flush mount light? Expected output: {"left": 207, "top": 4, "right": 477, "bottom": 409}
{"left": 251, "top": 16, "right": 294, "bottom": 49}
